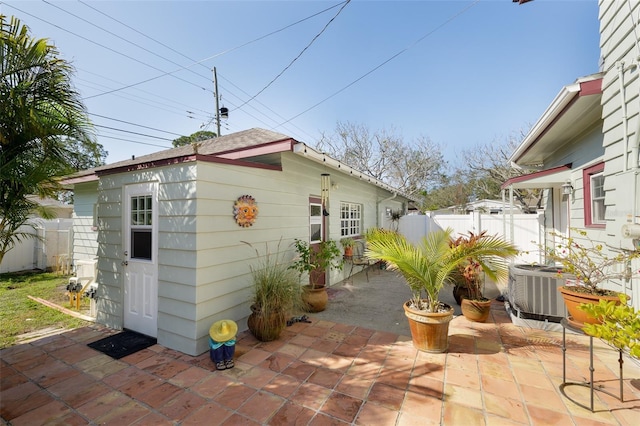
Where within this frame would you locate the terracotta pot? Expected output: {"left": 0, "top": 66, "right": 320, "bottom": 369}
{"left": 302, "top": 285, "right": 328, "bottom": 313}
{"left": 460, "top": 298, "right": 492, "bottom": 322}
{"left": 453, "top": 284, "right": 470, "bottom": 305}
{"left": 558, "top": 286, "right": 621, "bottom": 327}
{"left": 247, "top": 304, "right": 286, "bottom": 342}
{"left": 403, "top": 301, "right": 454, "bottom": 353}
{"left": 344, "top": 246, "right": 353, "bottom": 258}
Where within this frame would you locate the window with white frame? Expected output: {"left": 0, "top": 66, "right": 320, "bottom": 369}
{"left": 340, "top": 202, "right": 362, "bottom": 237}
{"left": 583, "top": 162, "right": 605, "bottom": 228}
{"left": 310, "top": 202, "right": 323, "bottom": 243}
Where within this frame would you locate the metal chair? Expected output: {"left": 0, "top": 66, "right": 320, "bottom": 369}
{"left": 348, "top": 240, "right": 377, "bottom": 281}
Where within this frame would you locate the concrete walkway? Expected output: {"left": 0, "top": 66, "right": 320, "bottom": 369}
{"left": 2, "top": 270, "right": 639, "bottom": 425}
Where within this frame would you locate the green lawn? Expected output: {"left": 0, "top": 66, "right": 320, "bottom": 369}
{"left": 0, "top": 271, "right": 90, "bottom": 349}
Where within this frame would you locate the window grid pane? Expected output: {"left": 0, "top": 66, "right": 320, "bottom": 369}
{"left": 340, "top": 202, "right": 361, "bottom": 237}
{"left": 591, "top": 174, "right": 605, "bottom": 223}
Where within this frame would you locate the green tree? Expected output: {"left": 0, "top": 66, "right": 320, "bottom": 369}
{"left": 172, "top": 130, "right": 217, "bottom": 147}
{"left": 0, "top": 15, "right": 99, "bottom": 264}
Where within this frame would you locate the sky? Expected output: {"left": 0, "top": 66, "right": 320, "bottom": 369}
{"left": 1, "top": 0, "right": 601, "bottom": 168}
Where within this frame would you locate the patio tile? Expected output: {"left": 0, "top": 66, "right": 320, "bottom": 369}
{"left": 289, "top": 382, "right": 331, "bottom": 410}
{"left": 237, "top": 365, "right": 278, "bottom": 389}
{"left": 0, "top": 381, "right": 56, "bottom": 420}
{"left": 121, "top": 348, "right": 156, "bottom": 365}
{"left": 283, "top": 360, "right": 317, "bottom": 381}
{"left": 237, "top": 390, "right": 285, "bottom": 423}
{"left": 83, "top": 358, "right": 129, "bottom": 379}
{"left": 168, "top": 365, "right": 209, "bottom": 388}
{"left": 354, "top": 401, "right": 399, "bottom": 425}
{"left": 93, "top": 400, "right": 152, "bottom": 425}
{"left": 526, "top": 403, "right": 574, "bottom": 425}
{"left": 289, "top": 333, "right": 318, "bottom": 348}
{"left": 238, "top": 347, "right": 272, "bottom": 365}
{"left": 181, "top": 401, "right": 233, "bottom": 425}
{"left": 268, "top": 401, "right": 315, "bottom": 425}
{"left": 401, "top": 388, "right": 442, "bottom": 418}
{"left": 22, "top": 357, "right": 80, "bottom": 388}
{"left": 0, "top": 367, "right": 28, "bottom": 392}
{"left": 130, "top": 411, "right": 174, "bottom": 425}
{"left": 190, "top": 373, "right": 235, "bottom": 399}
{"left": 276, "top": 342, "right": 308, "bottom": 358}
{"left": 260, "top": 352, "right": 296, "bottom": 372}
{"left": 221, "top": 413, "right": 262, "bottom": 425}
{"left": 136, "top": 381, "right": 183, "bottom": 408}
{"left": 157, "top": 390, "right": 206, "bottom": 421}
{"left": 442, "top": 402, "right": 484, "bottom": 425}
{"left": 335, "top": 375, "right": 372, "bottom": 399}
{"left": 320, "top": 392, "right": 363, "bottom": 422}
{"left": 263, "top": 373, "right": 303, "bottom": 398}
{"left": 483, "top": 392, "right": 529, "bottom": 424}
{"left": 76, "top": 390, "right": 131, "bottom": 419}
{"left": 214, "top": 382, "right": 258, "bottom": 410}
{"left": 366, "top": 382, "right": 405, "bottom": 410}
{"left": 444, "top": 365, "right": 480, "bottom": 390}
{"left": 443, "top": 382, "right": 482, "bottom": 410}
{"left": 50, "top": 342, "right": 99, "bottom": 364}
{"left": 309, "top": 367, "right": 343, "bottom": 389}
{"left": 480, "top": 374, "right": 520, "bottom": 397}
{"left": 310, "top": 338, "right": 340, "bottom": 353}
{"left": 8, "top": 399, "right": 71, "bottom": 426}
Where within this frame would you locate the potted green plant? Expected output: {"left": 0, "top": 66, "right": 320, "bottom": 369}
{"left": 543, "top": 229, "right": 640, "bottom": 327}
{"left": 243, "top": 241, "right": 303, "bottom": 341}
{"left": 340, "top": 237, "right": 355, "bottom": 257}
{"left": 364, "top": 227, "right": 516, "bottom": 352}
{"left": 290, "top": 239, "right": 344, "bottom": 312}
{"left": 450, "top": 231, "right": 518, "bottom": 322}
{"left": 578, "top": 294, "right": 639, "bottom": 359}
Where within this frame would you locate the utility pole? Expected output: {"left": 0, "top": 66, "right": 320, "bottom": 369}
{"left": 213, "top": 67, "right": 221, "bottom": 137}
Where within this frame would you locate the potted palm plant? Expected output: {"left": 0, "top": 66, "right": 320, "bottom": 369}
{"left": 243, "top": 241, "right": 303, "bottom": 341}
{"left": 450, "top": 231, "right": 518, "bottom": 322}
{"left": 290, "top": 239, "right": 343, "bottom": 312}
{"left": 364, "top": 227, "right": 517, "bottom": 352}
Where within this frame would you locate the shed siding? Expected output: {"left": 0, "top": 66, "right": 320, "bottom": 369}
{"left": 598, "top": 0, "right": 640, "bottom": 306}
{"left": 71, "top": 182, "right": 99, "bottom": 265}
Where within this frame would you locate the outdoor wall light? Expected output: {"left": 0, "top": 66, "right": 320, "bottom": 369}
{"left": 561, "top": 180, "right": 573, "bottom": 196}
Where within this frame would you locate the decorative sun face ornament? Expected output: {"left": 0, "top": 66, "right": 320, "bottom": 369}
{"left": 234, "top": 195, "right": 258, "bottom": 227}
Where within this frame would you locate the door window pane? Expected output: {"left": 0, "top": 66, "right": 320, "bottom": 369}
{"left": 131, "top": 229, "right": 152, "bottom": 260}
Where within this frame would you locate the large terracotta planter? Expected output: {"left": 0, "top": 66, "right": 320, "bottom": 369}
{"left": 403, "top": 301, "right": 454, "bottom": 353}
{"left": 302, "top": 285, "right": 328, "bottom": 313}
{"left": 247, "top": 304, "right": 286, "bottom": 342}
{"left": 558, "top": 286, "right": 621, "bottom": 328}
{"left": 460, "top": 298, "right": 492, "bottom": 322}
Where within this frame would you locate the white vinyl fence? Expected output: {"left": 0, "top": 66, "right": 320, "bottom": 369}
{"left": 398, "top": 212, "right": 543, "bottom": 264}
{"left": 0, "top": 219, "right": 73, "bottom": 274}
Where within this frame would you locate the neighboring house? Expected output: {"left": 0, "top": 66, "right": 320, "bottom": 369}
{"left": 429, "top": 199, "right": 523, "bottom": 215}
{"left": 503, "top": 1, "right": 640, "bottom": 311}
{"left": 62, "top": 128, "right": 415, "bottom": 356}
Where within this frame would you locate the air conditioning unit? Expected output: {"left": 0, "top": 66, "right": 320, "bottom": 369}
{"left": 508, "top": 265, "right": 568, "bottom": 322}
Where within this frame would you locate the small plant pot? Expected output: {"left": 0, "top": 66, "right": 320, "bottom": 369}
{"left": 344, "top": 246, "right": 353, "bottom": 258}
{"left": 460, "top": 298, "right": 492, "bottom": 322}
{"left": 247, "top": 304, "right": 286, "bottom": 342}
{"left": 302, "top": 285, "right": 328, "bottom": 313}
{"left": 403, "top": 300, "right": 454, "bottom": 353}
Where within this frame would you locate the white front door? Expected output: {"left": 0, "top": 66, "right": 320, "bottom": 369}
{"left": 123, "top": 183, "right": 158, "bottom": 337}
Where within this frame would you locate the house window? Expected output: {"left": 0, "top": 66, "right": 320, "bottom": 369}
{"left": 583, "top": 163, "right": 605, "bottom": 228}
{"left": 340, "top": 202, "right": 362, "bottom": 237}
{"left": 310, "top": 202, "right": 323, "bottom": 243}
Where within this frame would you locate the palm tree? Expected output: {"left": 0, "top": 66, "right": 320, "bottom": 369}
{"left": 0, "top": 15, "right": 96, "bottom": 264}
{"left": 365, "top": 228, "right": 518, "bottom": 312}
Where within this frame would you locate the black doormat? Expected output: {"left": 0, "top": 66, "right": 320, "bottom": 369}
{"left": 88, "top": 330, "right": 157, "bottom": 359}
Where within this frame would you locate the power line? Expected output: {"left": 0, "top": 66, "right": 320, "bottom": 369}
{"left": 276, "top": 0, "right": 481, "bottom": 128}
{"left": 93, "top": 124, "right": 175, "bottom": 142}
{"left": 97, "top": 134, "right": 172, "bottom": 149}
{"left": 236, "top": 0, "right": 351, "bottom": 111}
{"left": 4, "top": 2, "right": 213, "bottom": 98}
{"left": 88, "top": 113, "right": 186, "bottom": 137}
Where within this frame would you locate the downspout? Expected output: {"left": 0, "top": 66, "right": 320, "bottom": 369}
{"left": 378, "top": 192, "right": 397, "bottom": 229}
{"left": 617, "top": 61, "right": 629, "bottom": 172}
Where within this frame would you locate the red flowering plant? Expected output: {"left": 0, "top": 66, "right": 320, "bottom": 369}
{"left": 544, "top": 229, "right": 640, "bottom": 296}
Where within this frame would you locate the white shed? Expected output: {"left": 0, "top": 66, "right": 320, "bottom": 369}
{"left": 63, "top": 128, "right": 415, "bottom": 355}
